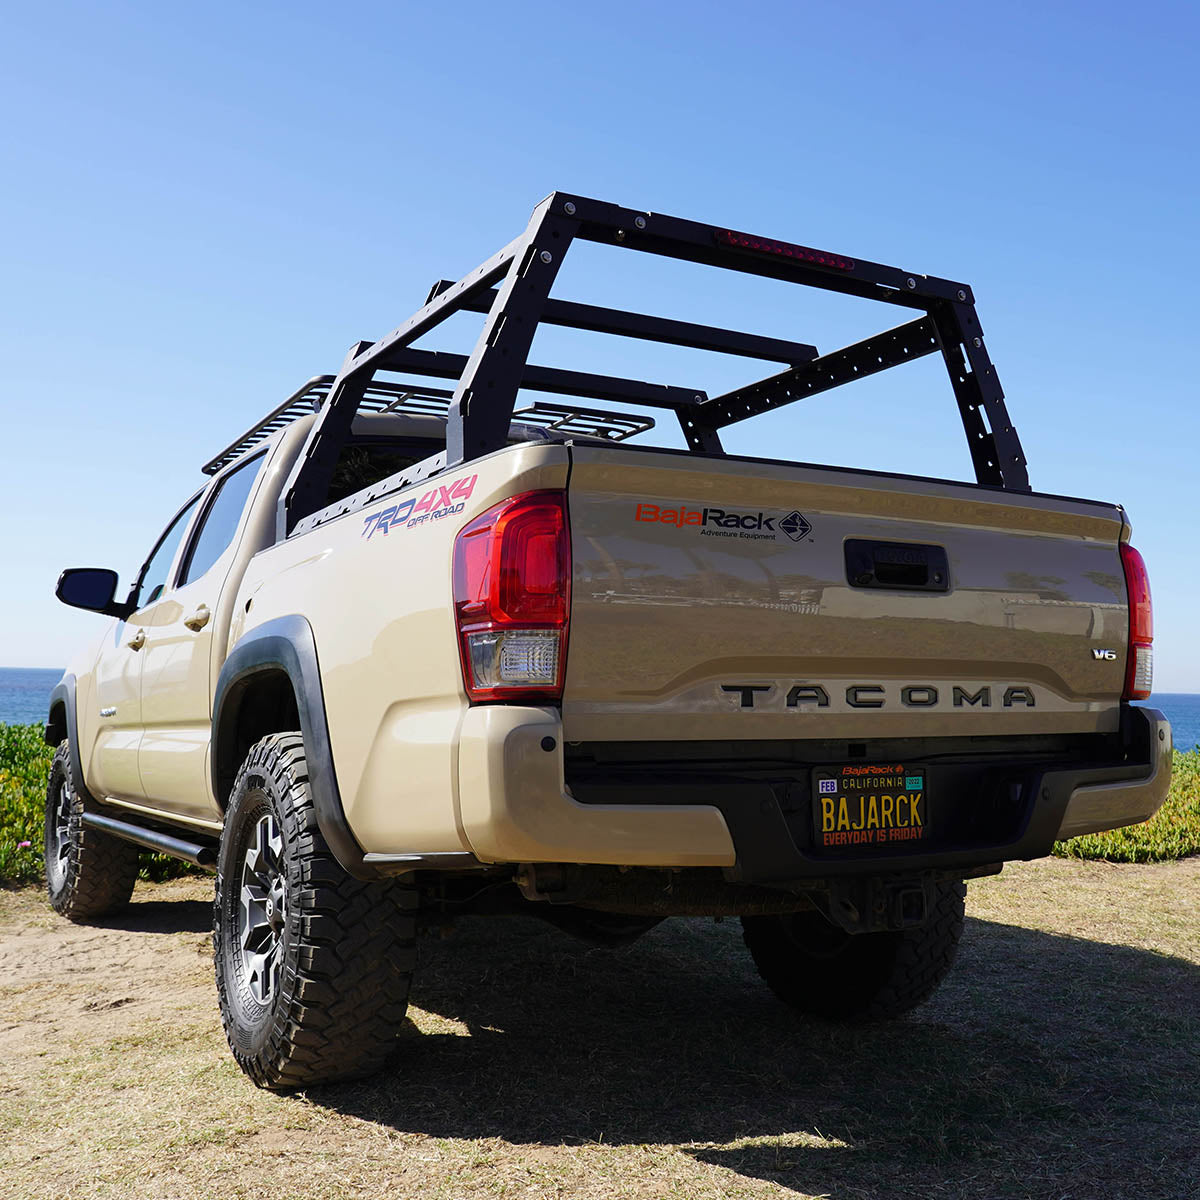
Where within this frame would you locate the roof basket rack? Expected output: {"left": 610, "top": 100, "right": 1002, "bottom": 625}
{"left": 510, "top": 402, "right": 653, "bottom": 441}
{"left": 202, "top": 377, "right": 445, "bottom": 475}
{"left": 202, "top": 376, "right": 654, "bottom": 476}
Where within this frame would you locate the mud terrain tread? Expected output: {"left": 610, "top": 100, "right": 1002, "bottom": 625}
{"left": 214, "top": 733, "right": 417, "bottom": 1089}
{"left": 742, "top": 880, "right": 966, "bottom": 1022}
{"left": 45, "top": 742, "right": 140, "bottom": 921}
{"left": 862, "top": 880, "right": 965, "bottom": 1018}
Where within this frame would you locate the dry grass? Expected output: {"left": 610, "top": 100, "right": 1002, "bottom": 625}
{"left": 1, "top": 860, "right": 1199, "bottom": 1200}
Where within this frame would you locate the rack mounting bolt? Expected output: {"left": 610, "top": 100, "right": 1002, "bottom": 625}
{"left": 563, "top": 201, "right": 576, "bottom": 215}
{"left": 539, "top": 250, "right": 553, "bottom": 264}
{"left": 634, "top": 215, "right": 647, "bottom": 229}
{"left": 694, "top": 394, "right": 703, "bottom": 402}
{"left": 957, "top": 289, "right": 967, "bottom": 301}
{"left": 973, "top": 337, "right": 982, "bottom": 348}
{"left": 906, "top": 277, "right": 917, "bottom": 289}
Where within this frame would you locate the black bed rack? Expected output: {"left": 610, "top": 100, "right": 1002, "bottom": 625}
{"left": 249, "top": 191, "right": 1027, "bottom": 536}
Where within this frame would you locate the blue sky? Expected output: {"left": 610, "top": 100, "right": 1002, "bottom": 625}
{"left": 2, "top": 0, "right": 1198, "bottom": 687}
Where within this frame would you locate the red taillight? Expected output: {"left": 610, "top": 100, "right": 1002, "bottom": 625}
{"left": 715, "top": 228, "right": 856, "bottom": 271}
{"left": 1120, "top": 542, "right": 1153, "bottom": 701}
{"left": 453, "top": 490, "right": 570, "bottom": 703}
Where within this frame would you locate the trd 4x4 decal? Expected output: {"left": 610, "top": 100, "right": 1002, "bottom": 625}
{"left": 362, "top": 475, "right": 477, "bottom": 539}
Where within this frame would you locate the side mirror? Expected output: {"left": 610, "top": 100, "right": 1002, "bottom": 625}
{"left": 55, "top": 569, "right": 134, "bottom": 619}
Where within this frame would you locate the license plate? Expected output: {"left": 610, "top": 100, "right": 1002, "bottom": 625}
{"left": 812, "top": 763, "right": 928, "bottom": 851}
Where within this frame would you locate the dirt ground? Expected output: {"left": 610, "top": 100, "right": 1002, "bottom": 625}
{"left": 1, "top": 858, "right": 1198, "bottom": 1200}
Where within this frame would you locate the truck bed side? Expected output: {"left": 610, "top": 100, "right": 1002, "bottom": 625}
{"left": 229, "top": 441, "right": 571, "bottom": 856}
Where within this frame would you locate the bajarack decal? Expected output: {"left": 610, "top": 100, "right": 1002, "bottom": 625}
{"left": 634, "top": 502, "right": 812, "bottom": 543}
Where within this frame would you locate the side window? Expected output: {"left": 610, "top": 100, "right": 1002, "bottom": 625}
{"left": 136, "top": 495, "right": 202, "bottom": 608}
{"left": 178, "top": 454, "right": 265, "bottom": 586}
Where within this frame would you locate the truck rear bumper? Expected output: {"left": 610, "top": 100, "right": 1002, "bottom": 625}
{"left": 457, "top": 705, "right": 1172, "bottom": 880}
{"left": 456, "top": 705, "right": 736, "bottom": 867}
{"left": 1052, "top": 707, "right": 1172, "bottom": 840}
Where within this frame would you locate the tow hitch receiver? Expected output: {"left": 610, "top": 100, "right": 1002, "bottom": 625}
{"left": 818, "top": 875, "right": 935, "bottom": 934}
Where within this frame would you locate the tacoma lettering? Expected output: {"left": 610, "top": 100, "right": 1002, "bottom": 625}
{"left": 720, "top": 682, "right": 1036, "bottom": 709}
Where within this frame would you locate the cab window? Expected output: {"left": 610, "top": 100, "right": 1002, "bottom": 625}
{"left": 179, "top": 454, "right": 265, "bottom": 586}
{"left": 136, "top": 494, "right": 202, "bottom": 608}
{"left": 324, "top": 439, "right": 441, "bottom": 506}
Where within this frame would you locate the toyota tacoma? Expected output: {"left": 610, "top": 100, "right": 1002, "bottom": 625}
{"left": 44, "top": 192, "right": 1171, "bottom": 1088}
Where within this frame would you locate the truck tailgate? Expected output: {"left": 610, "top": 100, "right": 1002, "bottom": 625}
{"left": 563, "top": 446, "right": 1129, "bottom": 742}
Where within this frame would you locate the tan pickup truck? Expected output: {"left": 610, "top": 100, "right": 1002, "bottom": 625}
{"left": 45, "top": 193, "right": 1171, "bottom": 1089}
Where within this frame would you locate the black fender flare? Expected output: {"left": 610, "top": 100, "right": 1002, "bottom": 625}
{"left": 212, "top": 615, "right": 374, "bottom": 878}
{"left": 45, "top": 674, "right": 99, "bottom": 803}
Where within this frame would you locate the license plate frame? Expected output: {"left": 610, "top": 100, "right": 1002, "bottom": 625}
{"left": 812, "top": 762, "right": 929, "bottom": 852}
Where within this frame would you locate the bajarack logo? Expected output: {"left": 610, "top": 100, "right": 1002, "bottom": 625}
{"left": 780, "top": 510, "right": 812, "bottom": 542}
{"left": 635, "top": 502, "right": 811, "bottom": 543}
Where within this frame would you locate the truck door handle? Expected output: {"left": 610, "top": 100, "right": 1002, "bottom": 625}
{"left": 127, "top": 629, "right": 146, "bottom": 651}
{"left": 184, "top": 605, "right": 211, "bottom": 632}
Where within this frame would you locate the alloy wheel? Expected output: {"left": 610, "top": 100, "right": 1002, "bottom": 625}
{"left": 238, "top": 813, "right": 287, "bottom": 1005}
{"left": 47, "top": 777, "right": 73, "bottom": 887}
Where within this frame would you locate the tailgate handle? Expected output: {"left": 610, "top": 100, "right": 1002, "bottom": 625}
{"left": 845, "top": 539, "right": 949, "bottom": 592}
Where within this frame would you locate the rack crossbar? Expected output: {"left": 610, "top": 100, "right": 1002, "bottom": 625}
{"left": 379, "top": 346, "right": 707, "bottom": 410}
{"left": 703, "top": 317, "right": 941, "bottom": 427}
{"left": 431, "top": 281, "right": 817, "bottom": 365}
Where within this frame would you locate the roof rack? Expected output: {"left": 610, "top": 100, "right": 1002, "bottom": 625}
{"left": 202, "top": 377, "right": 450, "bottom": 475}
{"left": 511, "top": 402, "right": 653, "bottom": 441}
{"left": 202, "top": 376, "right": 654, "bottom": 476}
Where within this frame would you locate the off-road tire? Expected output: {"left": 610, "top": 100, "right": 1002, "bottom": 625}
{"left": 44, "top": 741, "right": 139, "bottom": 921}
{"left": 741, "top": 880, "right": 966, "bottom": 1021}
{"left": 213, "top": 732, "right": 417, "bottom": 1089}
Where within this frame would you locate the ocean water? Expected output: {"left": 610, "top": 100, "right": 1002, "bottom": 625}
{"left": 0, "top": 668, "right": 1197, "bottom": 749}
{"left": 1146, "top": 694, "right": 1200, "bottom": 752}
{"left": 0, "top": 668, "right": 64, "bottom": 726}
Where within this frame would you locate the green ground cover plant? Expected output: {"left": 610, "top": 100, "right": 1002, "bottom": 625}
{"left": 0, "top": 723, "right": 54, "bottom": 886}
{"left": 1, "top": 723, "right": 195, "bottom": 887}
{"left": 2, "top": 722, "right": 1198, "bottom": 885}
{"left": 1054, "top": 747, "right": 1200, "bottom": 863}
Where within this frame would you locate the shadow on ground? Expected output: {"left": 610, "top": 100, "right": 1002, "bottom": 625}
{"left": 99, "top": 897, "right": 211, "bottom": 936}
{"left": 308, "top": 912, "right": 1200, "bottom": 1200}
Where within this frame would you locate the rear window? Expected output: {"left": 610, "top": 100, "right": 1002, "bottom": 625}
{"left": 320, "top": 427, "right": 551, "bottom": 512}
{"left": 325, "top": 439, "right": 442, "bottom": 506}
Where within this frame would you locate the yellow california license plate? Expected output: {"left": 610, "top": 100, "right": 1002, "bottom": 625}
{"left": 812, "top": 763, "right": 928, "bottom": 851}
